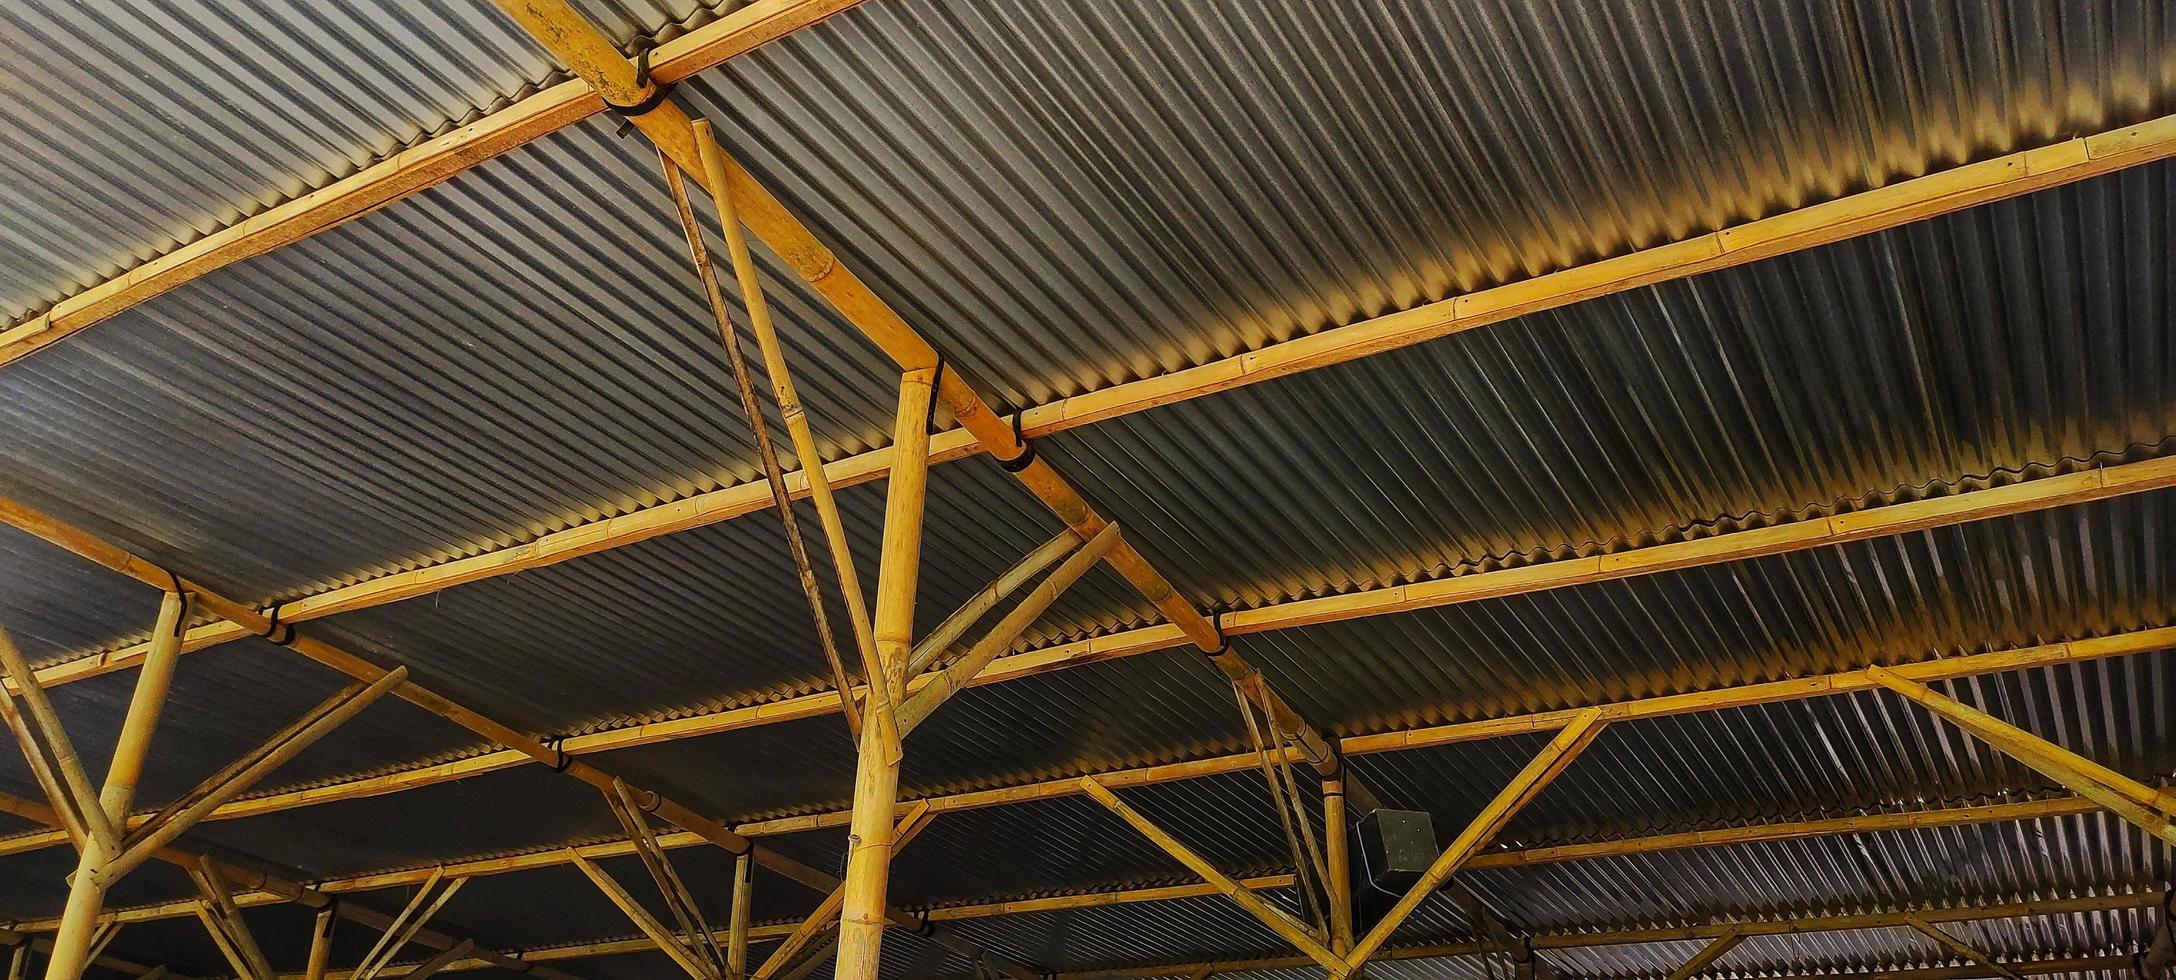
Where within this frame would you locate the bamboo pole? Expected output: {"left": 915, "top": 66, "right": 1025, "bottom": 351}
{"left": 305, "top": 910, "right": 336, "bottom": 980}
{"left": 755, "top": 804, "right": 931, "bottom": 980}
{"left": 1867, "top": 666, "right": 2176, "bottom": 845}
{"left": 907, "top": 530, "right": 1081, "bottom": 678}
{"left": 1906, "top": 918, "right": 2023, "bottom": 980}
{"left": 836, "top": 369, "right": 936, "bottom": 980}
{"left": 1347, "top": 709, "right": 1606, "bottom": 970}
{"left": 400, "top": 940, "right": 476, "bottom": 980}
{"left": 574, "top": 850, "right": 718, "bottom": 979}
{"left": 1322, "top": 778, "right": 1352, "bottom": 957}
{"left": 190, "top": 860, "right": 273, "bottom": 980}
{"left": 727, "top": 854, "right": 753, "bottom": 980}
{"left": 1666, "top": 930, "right": 1744, "bottom": 980}
{"left": 98, "top": 592, "right": 187, "bottom": 821}
{"left": 694, "top": 117, "right": 881, "bottom": 695}
{"left": 1080, "top": 778, "right": 1348, "bottom": 977}
{"left": 659, "top": 148, "right": 863, "bottom": 739}
{"left": 897, "top": 523, "right": 1118, "bottom": 733}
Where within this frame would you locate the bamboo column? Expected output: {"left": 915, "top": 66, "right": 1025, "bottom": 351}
{"left": 835, "top": 368, "right": 936, "bottom": 980}
{"left": 1322, "top": 778, "right": 1353, "bottom": 957}
{"left": 305, "top": 909, "right": 335, "bottom": 980}
{"left": 1906, "top": 917, "right": 2024, "bottom": 980}
{"left": 726, "top": 853, "right": 753, "bottom": 980}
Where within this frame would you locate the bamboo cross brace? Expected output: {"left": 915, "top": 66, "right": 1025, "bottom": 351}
{"left": 1079, "top": 777, "right": 1348, "bottom": 977}
{"left": 1906, "top": 917, "right": 2024, "bottom": 980}
{"left": 0, "top": 621, "right": 118, "bottom": 853}
{"left": 306, "top": 909, "right": 337, "bottom": 980}
{"left": 1866, "top": 666, "right": 2176, "bottom": 845}
{"left": 354, "top": 871, "right": 468, "bottom": 980}
{"left": 754, "top": 803, "right": 934, "bottom": 980}
{"left": 189, "top": 860, "right": 273, "bottom": 980}
{"left": 1346, "top": 708, "right": 1608, "bottom": 971}
{"left": 571, "top": 849, "right": 722, "bottom": 980}
{"left": 399, "top": 939, "right": 478, "bottom": 980}
{"left": 906, "top": 529, "right": 1081, "bottom": 679}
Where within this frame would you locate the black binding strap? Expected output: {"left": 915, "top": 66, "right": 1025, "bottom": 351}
{"left": 547, "top": 737, "right": 574, "bottom": 772}
{"left": 924, "top": 358, "right": 947, "bottom": 433}
{"left": 1198, "top": 611, "right": 1228, "bottom": 657}
{"left": 161, "top": 568, "right": 190, "bottom": 636}
{"left": 602, "top": 41, "right": 675, "bottom": 134}
{"left": 261, "top": 605, "right": 296, "bottom": 647}
{"left": 997, "top": 408, "right": 1038, "bottom": 473}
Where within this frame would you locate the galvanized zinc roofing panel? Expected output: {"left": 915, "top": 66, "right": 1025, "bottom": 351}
{"left": 0, "top": 0, "right": 555, "bottom": 321}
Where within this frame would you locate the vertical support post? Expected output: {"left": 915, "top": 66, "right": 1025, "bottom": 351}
{"left": 1323, "top": 777, "right": 1353, "bottom": 957}
{"left": 835, "top": 367, "right": 937, "bottom": 980}
{"left": 305, "top": 908, "right": 336, "bottom": 980}
{"left": 46, "top": 592, "right": 187, "bottom": 980}
{"left": 727, "top": 853, "right": 754, "bottom": 980}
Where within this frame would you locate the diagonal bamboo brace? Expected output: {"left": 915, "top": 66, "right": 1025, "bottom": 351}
{"left": 755, "top": 803, "right": 934, "bottom": 980}
{"left": 1346, "top": 708, "right": 1607, "bottom": 970}
{"left": 1080, "top": 776, "right": 1348, "bottom": 977}
{"left": 906, "top": 529, "right": 1081, "bottom": 679}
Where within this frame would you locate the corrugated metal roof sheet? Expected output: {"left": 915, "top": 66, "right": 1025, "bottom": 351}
{"left": 684, "top": 0, "right": 2176, "bottom": 412}
{"left": 0, "top": 0, "right": 554, "bottom": 321}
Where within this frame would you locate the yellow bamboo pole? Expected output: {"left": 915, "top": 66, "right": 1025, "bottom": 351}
{"left": 836, "top": 368, "right": 936, "bottom": 980}
{"left": 694, "top": 117, "right": 882, "bottom": 695}
{"left": 897, "top": 523, "right": 1119, "bottom": 733}
{"left": 1322, "top": 778, "right": 1352, "bottom": 956}
{"left": 1347, "top": 709, "right": 1606, "bottom": 970}
{"left": 1080, "top": 777, "right": 1348, "bottom": 977}
{"left": 1667, "top": 929, "right": 1744, "bottom": 980}
{"left": 1867, "top": 666, "right": 2176, "bottom": 845}
{"left": 574, "top": 850, "right": 718, "bottom": 979}
{"left": 727, "top": 854, "right": 753, "bottom": 980}
{"left": 907, "top": 530, "right": 1081, "bottom": 678}
{"left": 756, "top": 804, "right": 932, "bottom": 980}
{"left": 1906, "top": 917, "right": 2023, "bottom": 980}
{"left": 305, "top": 909, "right": 336, "bottom": 980}
{"left": 659, "top": 147, "right": 863, "bottom": 738}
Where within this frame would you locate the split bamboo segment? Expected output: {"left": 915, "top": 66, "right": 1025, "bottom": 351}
{"left": 1346, "top": 708, "right": 1607, "bottom": 970}
{"left": 660, "top": 147, "right": 862, "bottom": 739}
{"left": 1080, "top": 776, "right": 1348, "bottom": 977}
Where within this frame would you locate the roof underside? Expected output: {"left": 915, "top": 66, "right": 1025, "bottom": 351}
{"left": 0, "top": 0, "right": 2172, "bottom": 978}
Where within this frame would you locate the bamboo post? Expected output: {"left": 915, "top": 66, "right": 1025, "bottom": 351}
{"left": 1867, "top": 666, "right": 2176, "bottom": 844}
{"left": 757, "top": 804, "right": 932, "bottom": 980}
{"left": 1906, "top": 917, "right": 2024, "bottom": 980}
{"left": 98, "top": 591, "right": 187, "bottom": 822}
{"left": 1666, "top": 929, "right": 1744, "bottom": 980}
{"left": 1079, "top": 777, "right": 1347, "bottom": 977}
{"left": 835, "top": 368, "right": 936, "bottom": 980}
{"left": 4, "top": 944, "right": 22, "bottom": 980}
{"left": 305, "top": 909, "right": 336, "bottom": 980}
{"left": 727, "top": 853, "right": 753, "bottom": 980}
{"left": 659, "top": 150, "right": 863, "bottom": 739}
{"left": 693, "top": 117, "right": 882, "bottom": 697}
{"left": 905, "top": 530, "right": 1080, "bottom": 678}
{"left": 1323, "top": 778, "right": 1353, "bottom": 957}
{"left": 1346, "top": 709, "right": 1606, "bottom": 970}
{"left": 896, "top": 523, "right": 1118, "bottom": 733}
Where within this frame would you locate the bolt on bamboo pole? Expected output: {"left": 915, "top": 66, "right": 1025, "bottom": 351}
{"left": 692, "top": 118, "right": 882, "bottom": 700}
{"left": 1346, "top": 709, "right": 1607, "bottom": 971}
{"left": 659, "top": 149, "right": 863, "bottom": 739}
{"left": 836, "top": 368, "right": 936, "bottom": 980}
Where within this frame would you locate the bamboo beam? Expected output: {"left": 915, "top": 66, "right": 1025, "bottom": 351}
{"left": 1868, "top": 666, "right": 2176, "bottom": 845}
{"left": 1080, "top": 777, "right": 1348, "bottom": 977}
{"left": 0, "top": 0, "right": 864, "bottom": 369}
{"left": 397, "top": 940, "right": 476, "bottom": 980}
{"left": 0, "top": 496, "right": 1016, "bottom": 980}
{"left": 354, "top": 872, "right": 467, "bottom": 980}
{"left": 1347, "top": 709, "right": 1606, "bottom": 971}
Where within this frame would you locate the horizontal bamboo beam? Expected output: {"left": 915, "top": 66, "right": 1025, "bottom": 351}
{"left": 3, "top": 621, "right": 2163, "bottom": 868}
{"left": 0, "top": 0, "right": 864, "bottom": 368}
{"left": 20, "top": 114, "right": 2176, "bottom": 695}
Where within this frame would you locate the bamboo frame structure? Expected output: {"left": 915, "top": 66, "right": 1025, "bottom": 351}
{"left": 727, "top": 853, "right": 753, "bottom": 980}
{"left": 754, "top": 804, "right": 933, "bottom": 980}
{"left": 1867, "top": 666, "right": 2176, "bottom": 845}
{"left": 352, "top": 872, "right": 468, "bottom": 980}
{"left": 1665, "top": 929, "right": 1745, "bottom": 980}
{"left": 191, "top": 859, "right": 274, "bottom": 980}
{"left": 1080, "top": 777, "right": 1348, "bottom": 977}
{"left": 305, "top": 910, "right": 336, "bottom": 980}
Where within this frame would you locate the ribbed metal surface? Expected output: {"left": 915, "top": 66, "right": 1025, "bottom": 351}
{"left": 0, "top": 523, "right": 160, "bottom": 669}
{"left": 685, "top": 0, "right": 2176, "bottom": 412}
{"left": 0, "top": 0, "right": 553, "bottom": 322}
{"left": 0, "top": 113, "right": 909, "bottom": 604}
